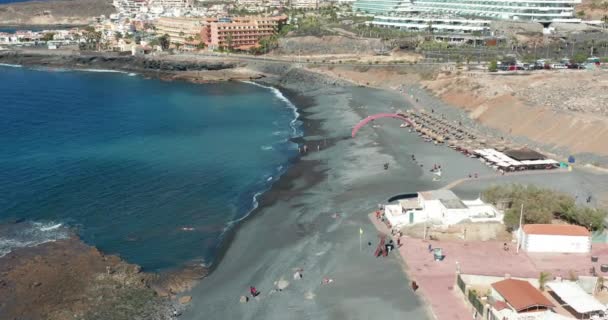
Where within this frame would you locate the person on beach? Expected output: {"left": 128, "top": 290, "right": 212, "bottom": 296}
{"left": 428, "top": 244, "right": 432, "bottom": 252}
{"left": 303, "top": 145, "right": 308, "bottom": 153}
{"left": 503, "top": 243, "right": 509, "bottom": 251}
{"left": 322, "top": 277, "right": 334, "bottom": 285}
{"left": 294, "top": 269, "right": 303, "bottom": 280}
{"left": 250, "top": 286, "right": 260, "bottom": 297}
{"left": 411, "top": 281, "right": 419, "bottom": 292}
{"left": 397, "top": 237, "right": 402, "bottom": 247}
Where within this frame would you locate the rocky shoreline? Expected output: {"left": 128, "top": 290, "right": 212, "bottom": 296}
{"left": 0, "top": 235, "right": 208, "bottom": 320}
{"left": 0, "top": 51, "right": 345, "bottom": 320}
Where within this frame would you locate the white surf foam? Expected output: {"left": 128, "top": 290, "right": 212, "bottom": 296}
{"left": 261, "top": 145, "right": 273, "bottom": 151}
{"left": 242, "top": 81, "right": 302, "bottom": 138}
{"left": 0, "top": 63, "right": 22, "bottom": 68}
{"left": 75, "top": 68, "right": 129, "bottom": 74}
{"left": 0, "top": 221, "right": 70, "bottom": 257}
{"left": 38, "top": 223, "right": 63, "bottom": 231}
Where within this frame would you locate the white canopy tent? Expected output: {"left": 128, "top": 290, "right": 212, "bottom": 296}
{"left": 546, "top": 282, "right": 606, "bottom": 315}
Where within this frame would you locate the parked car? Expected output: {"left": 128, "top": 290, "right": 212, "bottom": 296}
{"left": 551, "top": 63, "right": 567, "bottom": 69}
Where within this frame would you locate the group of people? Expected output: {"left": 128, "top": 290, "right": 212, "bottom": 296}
{"left": 247, "top": 268, "right": 338, "bottom": 301}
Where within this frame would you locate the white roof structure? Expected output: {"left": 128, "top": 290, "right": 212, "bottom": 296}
{"left": 546, "top": 282, "right": 606, "bottom": 314}
{"left": 474, "top": 149, "right": 559, "bottom": 168}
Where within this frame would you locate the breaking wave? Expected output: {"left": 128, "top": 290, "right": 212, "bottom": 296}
{"left": 0, "top": 221, "right": 70, "bottom": 258}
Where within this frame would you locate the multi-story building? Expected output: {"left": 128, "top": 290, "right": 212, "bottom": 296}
{"left": 354, "top": 0, "right": 581, "bottom": 23}
{"left": 353, "top": 0, "right": 415, "bottom": 15}
{"left": 113, "top": 0, "right": 148, "bottom": 14}
{"left": 201, "top": 15, "right": 287, "bottom": 50}
{"left": 289, "top": 0, "right": 319, "bottom": 9}
{"left": 412, "top": 0, "right": 581, "bottom": 22}
{"left": 154, "top": 17, "right": 207, "bottom": 43}
{"left": 370, "top": 14, "right": 490, "bottom": 33}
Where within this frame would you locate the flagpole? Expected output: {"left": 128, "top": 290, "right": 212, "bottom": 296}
{"left": 359, "top": 228, "right": 362, "bottom": 252}
{"left": 516, "top": 203, "right": 523, "bottom": 253}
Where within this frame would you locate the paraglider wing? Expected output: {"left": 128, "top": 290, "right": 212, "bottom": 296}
{"left": 352, "top": 113, "right": 413, "bottom": 138}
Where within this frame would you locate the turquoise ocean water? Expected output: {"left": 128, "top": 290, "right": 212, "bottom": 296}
{"left": 0, "top": 66, "right": 300, "bottom": 271}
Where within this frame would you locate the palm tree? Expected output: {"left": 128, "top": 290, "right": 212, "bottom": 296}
{"left": 539, "top": 272, "right": 551, "bottom": 291}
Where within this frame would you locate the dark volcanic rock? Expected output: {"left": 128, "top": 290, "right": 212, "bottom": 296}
{"left": 0, "top": 238, "right": 181, "bottom": 320}
{"left": 0, "top": 51, "right": 239, "bottom": 74}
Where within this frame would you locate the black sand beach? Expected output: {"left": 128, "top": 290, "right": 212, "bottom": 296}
{"left": 4, "top": 51, "right": 608, "bottom": 320}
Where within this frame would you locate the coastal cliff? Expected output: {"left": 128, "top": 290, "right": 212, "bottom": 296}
{"left": 0, "top": 50, "right": 270, "bottom": 82}
{"left": 0, "top": 50, "right": 241, "bottom": 72}
{"left": 0, "top": 0, "right": 114, "bottom": 26}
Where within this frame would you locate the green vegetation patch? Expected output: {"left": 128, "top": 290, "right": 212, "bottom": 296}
{"left": 483, "top": 184, "right": 607, "bottom": 231}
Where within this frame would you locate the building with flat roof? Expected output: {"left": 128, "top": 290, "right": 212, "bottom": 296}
{"left": 518, "top": 224, "right": 591, "bottom": 253}
{"left": 382, "top": 189, "right": 502, "bottom": 229}
{"left": 201, "top": 15, "right": 287, "bottom": 50}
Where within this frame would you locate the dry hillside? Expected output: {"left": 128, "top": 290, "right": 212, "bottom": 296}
{"left": 422, "top": 70, "right": 608, "bottom": 157}
{"left": 0, "top": 0, "right": 114, "bottom": 26}
{"left": 576, "top": 0, "right": 608, "bottom": 19}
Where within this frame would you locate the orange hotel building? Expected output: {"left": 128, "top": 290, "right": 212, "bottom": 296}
{"left": 201, "top": 15, "right": 287, "bottom": 51}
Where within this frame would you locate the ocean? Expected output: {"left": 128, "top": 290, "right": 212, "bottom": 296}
{"left": 0, "top": 65, "right": 301, "bottom": 271}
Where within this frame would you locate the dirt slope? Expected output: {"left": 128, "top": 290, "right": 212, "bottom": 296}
{"left": 0, "top": 0, "right": 114, "bottom": 26}
{"left": 423, "top": 70, "right": 608, "bottom": 157}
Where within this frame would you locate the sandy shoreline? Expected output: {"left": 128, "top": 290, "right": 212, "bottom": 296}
{"left": 3, "top": 50, "right": 608, "bottom": 320}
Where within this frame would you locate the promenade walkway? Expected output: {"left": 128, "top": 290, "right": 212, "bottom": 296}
{"left": 369, "top": 213, "right": 608, "bottom": 320}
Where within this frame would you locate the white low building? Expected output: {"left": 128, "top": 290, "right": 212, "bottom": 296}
{"left": 518, "top": 224, "right": 591, "bottom": 253}
{"left": 383, "top": 189, "right": 502, "bottom": 229}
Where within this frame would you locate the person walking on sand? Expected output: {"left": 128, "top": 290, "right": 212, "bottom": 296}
{"left": 250, "top": 286, "right": 260, "bottom": 297}
{"left": 411, "top": 281, "right": 419, "bottom": 292}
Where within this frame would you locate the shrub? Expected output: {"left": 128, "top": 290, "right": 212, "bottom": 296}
{"left": 488, "top": 60, "right": 498, "bottom": 72}
{"left": 483, "top": 184, "right": 606, "bottom": 231}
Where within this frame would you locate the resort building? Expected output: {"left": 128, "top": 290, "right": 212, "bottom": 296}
{"left": 154, "top": 17, "right": 207, "bottom": 44}
{"left": 370, "top": 15, "right": 491, "bottom": 33}
{"left": 411, "top": 0, "right": 581, "bottom": 23}
{"left": 353, "top": 0, "right": 581, "bottom": 25}
{"left": 353, "top": 0, "right": 415, "bottom": 15}
{"left": 517, "top": 224, "right": 591, "bottom": 253}
{"left": 383, "top": 189, "right": 502, "bottom": 229}
{"left": 201, "top": 15, "right": 287, "bottom": 50}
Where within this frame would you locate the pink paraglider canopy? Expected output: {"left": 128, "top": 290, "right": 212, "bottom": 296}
{"left": 352, "top": 113, "right": 413, "bottom": 138}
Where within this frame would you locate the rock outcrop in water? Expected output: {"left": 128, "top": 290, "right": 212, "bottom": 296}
{"left": 0, "top": 237, "right": 206, "bottom": 320}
